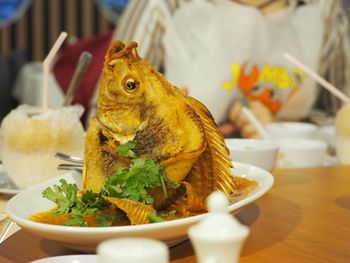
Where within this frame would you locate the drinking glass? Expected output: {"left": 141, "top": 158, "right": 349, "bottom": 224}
{"left": 0, "top": 105, "right": 85, "bottom": 189}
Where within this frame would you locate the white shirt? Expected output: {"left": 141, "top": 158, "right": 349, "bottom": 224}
{"left": 163, "top": 0, "right": 323, "bottom": 123}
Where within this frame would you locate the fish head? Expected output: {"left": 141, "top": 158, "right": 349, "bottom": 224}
{"left": 97, "top": 41, "right": 167, "bottom": 143}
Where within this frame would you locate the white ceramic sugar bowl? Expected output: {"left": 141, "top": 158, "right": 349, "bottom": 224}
{"left": 97, "top": 237, "right": 169, "bottom": 263}
{"left": 188, "top": 192, "right": 250, "bottom": 263}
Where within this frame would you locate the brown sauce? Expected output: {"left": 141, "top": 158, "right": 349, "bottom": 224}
{"left": 230, "top": 177, "right": 259, "bottom": 202}
{"left": 30, "top": 207, "right": 130, "bottom": 227}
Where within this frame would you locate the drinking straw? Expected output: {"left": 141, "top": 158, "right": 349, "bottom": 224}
{"left": 242, "top": 107, "right": 272, "bottom": 140}
{"left": 63, "top": 51, "right": 92, "bottom": 106}
{"left": 42, "top": 31, "right": 68, "bottom": 112}
{"left": 283, "top": 52, "right": 350, "bottom": 104}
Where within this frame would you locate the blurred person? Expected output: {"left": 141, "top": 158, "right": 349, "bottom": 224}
{"left": 89, "top": 0, "right": 350, "bottom": 138}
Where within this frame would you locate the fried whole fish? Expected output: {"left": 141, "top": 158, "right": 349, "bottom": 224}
{"left": 83, "top": 41, "right": 256, "bottom": 224}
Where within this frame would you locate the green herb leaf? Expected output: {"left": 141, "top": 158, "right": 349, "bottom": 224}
{"left": 102, "top": 155, "right": 179, "bottom": 204}
{"left": 94, "top": 213, "right": 124, "bottom": 227}
{"left": 116, "top": 140, "right": 137, "bottom": 158}
{"left": 148, "top": 213, "right": 166, "bottom": 223}
{"left": 81, "top": 190, "right": 99, "bottom": 205}
{"left": 103, "top": 159, "right": 163, "bottom": 203}
{"left": 159, "top": 210, "right": 177, "bottom": 217}
{"left": 42, "top": 179, "right": 79, "bottom": 214}
{"left": 42, "top": 138, "right": 180, "bottom": 227}
{"left": 80, "top": 190, "right": 109, "bottom": 214}
{"left": 65, "top": 214, "right": 87, "bottom": 227}
{"left": 42, "top": 180, "right": 111, "bottom": 227}
{"left": 163, "top": 176, "right": 180, "bottom": 189}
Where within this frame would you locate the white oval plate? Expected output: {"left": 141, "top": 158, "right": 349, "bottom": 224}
{"left": 6, "top": 162, "right": 273, "bottom": 252}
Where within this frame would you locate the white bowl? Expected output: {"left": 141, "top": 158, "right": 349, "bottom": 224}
{"left": 97, "top": 238, "right": 168, "bottom": 263}
{"left": 318, "top": 125, "right": 336, "bottom": 150}
{"left": 7, "top": 162, "right": 274, "bottom": 253}
{"left": 30, "top": 255, "right": 98, "bottom": 263}
{"left": 225, "top": 139, "right": 279, "bottom": 172}
{"left": 265, "top": 122, "right": 318, "bottom": 139}
{"left": 276, "top": 138, "right": 327, "bottom": 168}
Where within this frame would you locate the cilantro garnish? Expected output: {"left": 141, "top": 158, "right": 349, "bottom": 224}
{"left": 42, "top": 179, "right": 79, "bottom": 214}
{"left": 159, "top": 210, "right": 176, "bottom": 217}
{"left": 65, "top": 214, "right": 87, "bottom": 227}
{"left": 102, "top": 140, "right": 179, "bottom": 204}
{"left": 116, "top": 140, "right": 137, "bottom": 158}
{"left": 101, "top": 158, "right": 169, "bottom": 204}
{"left": 81, "top": 190, "right": 110, "bottom": 212}
{"left": 41, "top": 140, "right": 180, "bottom": 226}
{"left": 95, "top": 213, "right": 125, "bottom": 227}
{"left": 42, "top": 180, "right": 118, "bottom": 227}
{"left": 163, "top": 175, "right": 180, "bottom": 189}
{"left": 148, "top": 213, "right": 166, "bottom": 223}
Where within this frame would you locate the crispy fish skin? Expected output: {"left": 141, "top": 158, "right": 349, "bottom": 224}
{"left": 83, "top": 41, "right": 243, "bottom": 223}
{"left": 84, "top": 41, "right": 206, "bottom": 192}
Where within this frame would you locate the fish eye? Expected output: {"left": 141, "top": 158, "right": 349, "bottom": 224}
{"left": 124, "top": 78, "right": 138, "bottom": 91}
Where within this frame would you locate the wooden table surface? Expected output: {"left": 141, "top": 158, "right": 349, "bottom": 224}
{"left": 0, "top": 165, "right": 349, "bottom": 263}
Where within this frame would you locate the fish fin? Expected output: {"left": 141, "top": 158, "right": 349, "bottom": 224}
{"left": 185, "top": 96, "right": 235, "bottom": 196}
{"left": 103, "top": 196, "right": 156, "bottom": 225}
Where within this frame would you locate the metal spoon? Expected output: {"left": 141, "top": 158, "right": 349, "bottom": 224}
{"left": 63, "top": 51, "right": 92, "bottom": 106}
{"left": 57, "top": 163, "right": 83, "bottom": 173}
{"left": 55, "top": 152, "right": 83, "bottom": 164}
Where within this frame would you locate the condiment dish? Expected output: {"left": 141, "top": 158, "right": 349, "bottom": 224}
{"left": 265, "top": 122, "right": 318, "bottom": 139}
{"left": 225, "top": 139, "right": 279, "bottom": 172}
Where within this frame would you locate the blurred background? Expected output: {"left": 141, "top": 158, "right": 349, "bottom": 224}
{"left": 1, "top": 0, "right": 350, "bottom": 127}
{"left": 0, "top": 0, "right": 126, "bottom": 120}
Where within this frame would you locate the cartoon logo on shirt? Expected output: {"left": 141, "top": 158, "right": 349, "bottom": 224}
{"left": 223, "top": 63, "right": 305, "bottom": 113}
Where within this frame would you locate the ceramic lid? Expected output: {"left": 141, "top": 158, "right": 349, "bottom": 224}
{"left": 189, "top": 192, "right": 249, "bottom": 240}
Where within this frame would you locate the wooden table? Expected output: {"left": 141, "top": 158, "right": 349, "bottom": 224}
{"left": 1, "top": 165, "right": 349, "bottom": 263}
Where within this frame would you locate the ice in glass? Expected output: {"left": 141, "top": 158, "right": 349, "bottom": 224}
{"left": 0, "top": 105, "right": 85, "bottom": 189}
